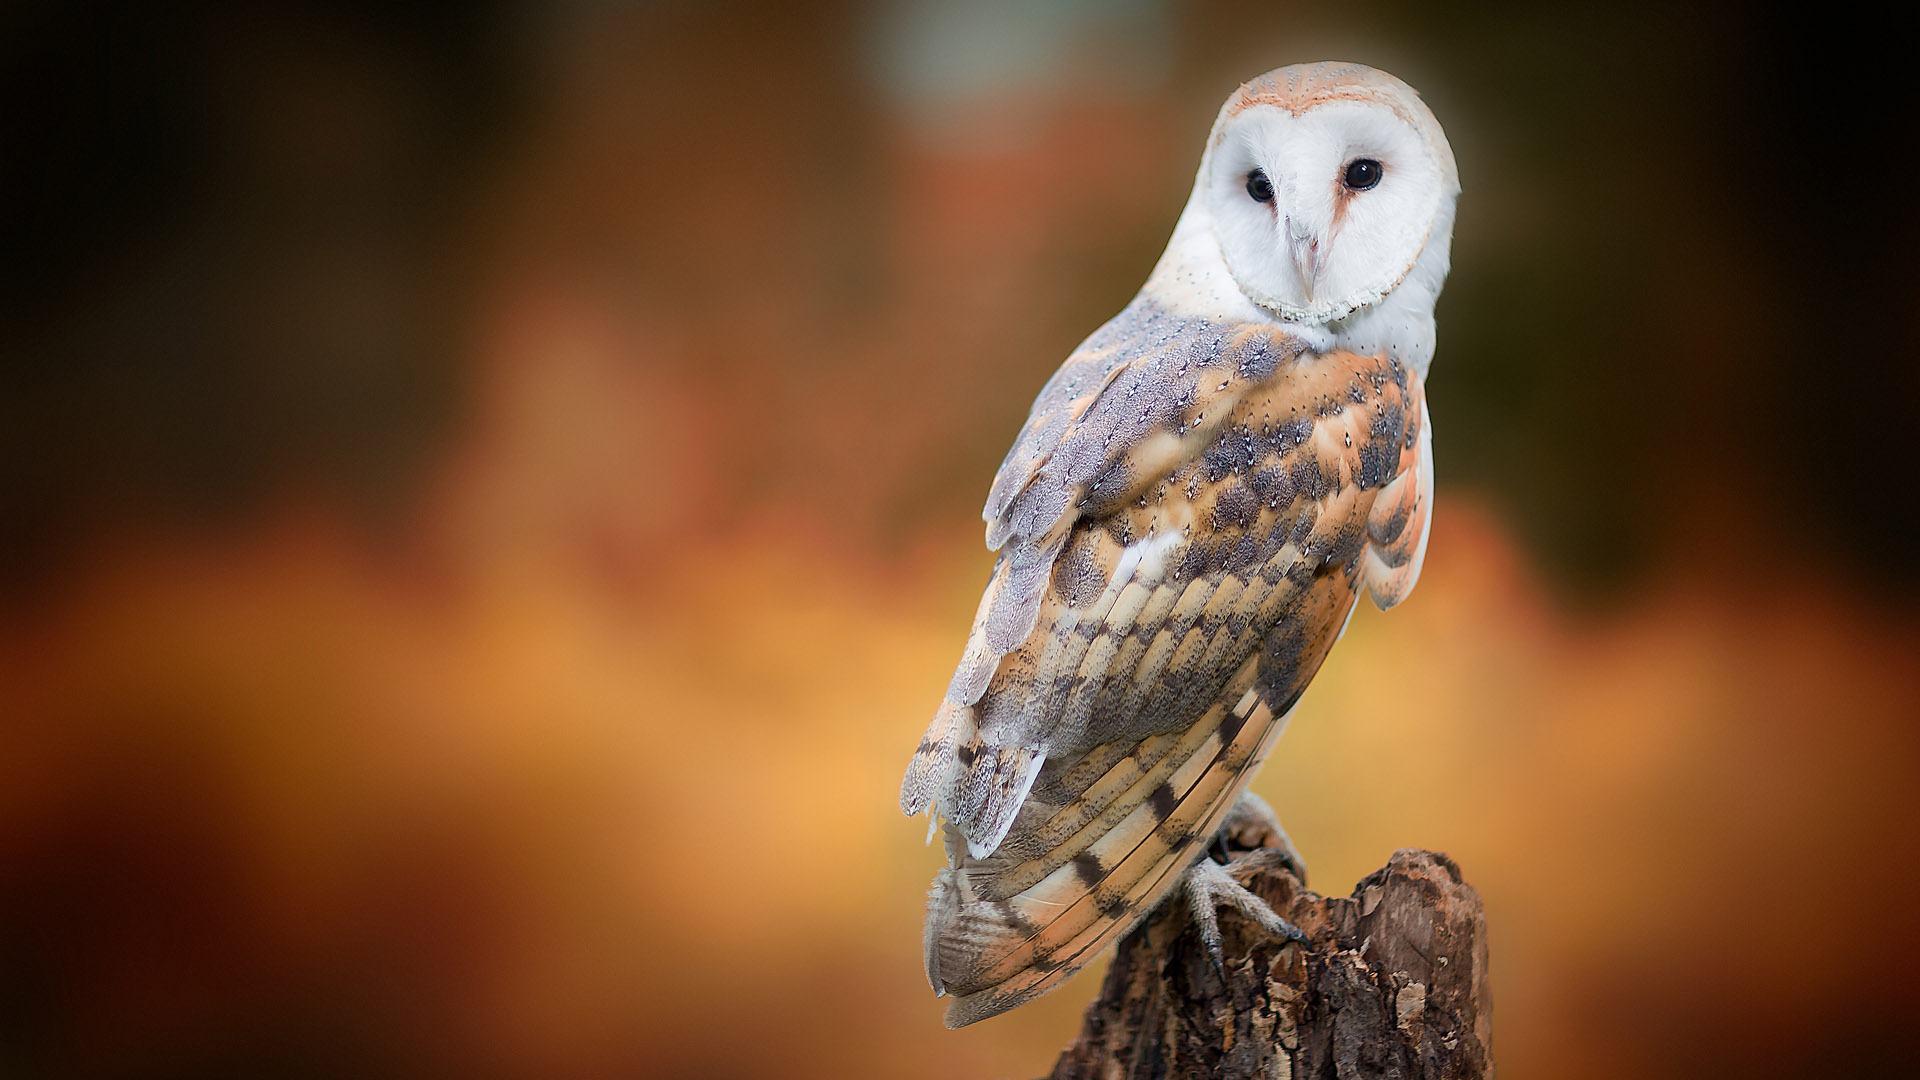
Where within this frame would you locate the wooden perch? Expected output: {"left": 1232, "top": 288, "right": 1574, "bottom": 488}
{"left": 1047, "top": 812, "right": 1492, "bottom": 1080}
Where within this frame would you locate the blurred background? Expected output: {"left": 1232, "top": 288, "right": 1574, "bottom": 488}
{"left": 3, "top": 1, "right": 1917, "bottom": 1077}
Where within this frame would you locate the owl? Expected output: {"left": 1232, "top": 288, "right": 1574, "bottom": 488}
{"left": 900, "top": 63, "right": 1461, "bottom": 1027}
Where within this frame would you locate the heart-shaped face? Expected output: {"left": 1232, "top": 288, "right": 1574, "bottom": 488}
{"left": 1203, "top": 71, "right": 1454, "bottom": 326}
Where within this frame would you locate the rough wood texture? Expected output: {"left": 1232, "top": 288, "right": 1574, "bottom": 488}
{"left": 1047, "top": 813, "right": 1491, "bottom": 1080}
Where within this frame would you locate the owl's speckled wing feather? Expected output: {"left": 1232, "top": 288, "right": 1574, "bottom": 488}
{"left": 899, "top": 297, "right": 1430, "bottom": 1027}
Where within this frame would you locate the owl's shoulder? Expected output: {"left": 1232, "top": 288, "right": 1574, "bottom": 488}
{"left": 984, "top": 298, "right": 1309, "bottom": 552}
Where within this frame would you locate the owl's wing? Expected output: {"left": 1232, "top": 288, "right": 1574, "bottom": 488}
{"left": 899, "top": 299, "right": 1432, "bottom": 1026}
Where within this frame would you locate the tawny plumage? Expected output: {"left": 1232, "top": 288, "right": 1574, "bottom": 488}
{"left": 902, "top": 62, "right": 1458, "bottom": 1028}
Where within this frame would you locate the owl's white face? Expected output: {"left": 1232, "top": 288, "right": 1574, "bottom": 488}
{"left": 1206, "top": 101, "right": 1447, "bottom": 325}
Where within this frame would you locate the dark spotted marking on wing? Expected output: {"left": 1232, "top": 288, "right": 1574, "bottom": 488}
{"left": 1148, "top": 782, "right": 1178, "bottom": 820}
{"left": 993, "top": 900, "right": 1037, "bottom": 937}
{"left": 1071, "top": 851, "right": 1105, "bottom": 886}
{"left": 1216, "top": 704, "right": 1248, "bottom": 745}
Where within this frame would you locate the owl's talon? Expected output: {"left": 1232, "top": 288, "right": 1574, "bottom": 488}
{"left": 1275, "top": 849, "right": 1307, "bottom": 882}
{"left": 1182, "top": 857, "right": 1308, "bottom": 974}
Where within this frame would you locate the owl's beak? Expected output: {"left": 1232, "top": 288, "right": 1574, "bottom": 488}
{"left": 1289, "top": 235, "right": 1322, "bottom": 301}
{"left": 1285, "top": 218, "right": 1323, "bottom": 300}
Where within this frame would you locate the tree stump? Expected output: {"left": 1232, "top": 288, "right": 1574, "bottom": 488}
{"left": 1046, "top": 812, "right": 1492, "bottom": 1080}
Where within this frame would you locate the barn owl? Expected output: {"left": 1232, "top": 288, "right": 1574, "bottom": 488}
{"left": 900, "top": 62, "right": 1460, "bottom": 1027}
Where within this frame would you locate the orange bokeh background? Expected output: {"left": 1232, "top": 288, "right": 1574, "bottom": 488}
{"left": 4, "top": 3, "right": 1917, "bottom": 1078}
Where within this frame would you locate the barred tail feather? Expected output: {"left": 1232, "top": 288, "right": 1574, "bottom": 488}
{"left": 923, "top": 687, "right": 1291, "bottom": 1027}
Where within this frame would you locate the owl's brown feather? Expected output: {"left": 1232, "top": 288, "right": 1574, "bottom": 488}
{"left": 901, "top": 297, "right": 1431, "bottom": 1026}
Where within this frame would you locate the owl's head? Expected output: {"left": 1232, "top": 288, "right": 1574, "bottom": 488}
{"left": 1199, "top": 63, "right": 1459, "bottom": 326}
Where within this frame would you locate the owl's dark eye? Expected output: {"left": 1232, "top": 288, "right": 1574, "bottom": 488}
{"left": 1245, "top": 170, "right": 1273, "bottom": 202}
{"left": 1343, "top": 158, "right": 1383, "bottom": 191}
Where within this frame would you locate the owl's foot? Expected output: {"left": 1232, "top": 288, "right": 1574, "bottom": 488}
{"left": 1182, "top": 793, "right": 1310, "bottom": 976}
{"left": 1214, "top": 790, "right": 1306, "bottom": 884}
{"left": 1182, "top": 859, "right": 1308, "bottom": 977}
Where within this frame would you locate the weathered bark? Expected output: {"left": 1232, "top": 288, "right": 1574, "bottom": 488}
{"left": 1047, "top": 813, "right": 1492, "bottom": 1080}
